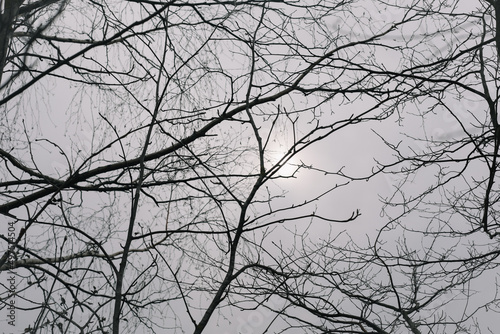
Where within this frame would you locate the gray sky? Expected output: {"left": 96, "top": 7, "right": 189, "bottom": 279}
{"left": 1, "top": 0, "right": 499, "bottom": 333}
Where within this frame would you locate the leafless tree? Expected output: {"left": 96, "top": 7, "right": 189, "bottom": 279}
{"left": 2, "top": 0, "right": 499, "bottom": 334}
{"left": 236, "top": 1, "right": 500, "bottom": 333}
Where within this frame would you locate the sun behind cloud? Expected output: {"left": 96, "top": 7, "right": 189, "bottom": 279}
{"left": 266, "top": 144, "right": 299, "bottom": 177}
